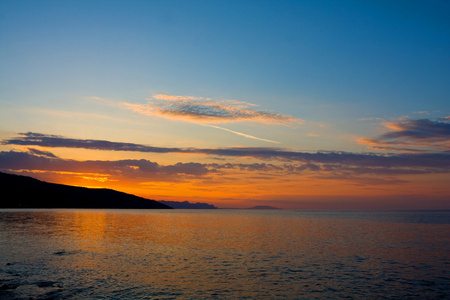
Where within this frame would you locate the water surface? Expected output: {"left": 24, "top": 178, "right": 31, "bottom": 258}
{"left": 1, "top": 209, "right": 449, "bottom": 299}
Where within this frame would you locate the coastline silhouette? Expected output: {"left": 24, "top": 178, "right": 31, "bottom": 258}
{"left": 0, "top": 172, "right": 171, "bottom": 209}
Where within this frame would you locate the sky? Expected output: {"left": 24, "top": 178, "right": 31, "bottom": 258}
{"left": 1, "top": 0, "right": 449, "bottom": 209}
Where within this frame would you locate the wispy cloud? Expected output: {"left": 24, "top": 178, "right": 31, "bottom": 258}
{"left": 123, "top": 94, "right": 304, "bottom": 125}
{"left": 204, "top": 124, "right": 281, "bottom": 144}
{"left": 359, "top": 118, "right": 450, "bottom": 152}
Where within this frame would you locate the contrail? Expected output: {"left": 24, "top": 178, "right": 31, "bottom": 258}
{"left": 204, "top": 124, "right": 281, "bottom": 144}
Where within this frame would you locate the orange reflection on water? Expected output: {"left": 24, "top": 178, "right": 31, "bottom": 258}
{"left": 1, "top": 210, "right": 450, "bottom": 298}
{"left": 70, "top": 210, "right": 108, "bottom": 251}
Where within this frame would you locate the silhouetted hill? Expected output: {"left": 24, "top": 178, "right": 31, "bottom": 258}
{"left": 0, "top": 172, "right": 171, "bottom": 209}
{"left": 159, "top": 200, "right": 217, "bottom": 209}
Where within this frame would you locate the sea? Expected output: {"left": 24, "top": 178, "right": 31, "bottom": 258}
{"left": 0, "top": 209, "right": 449, "bottom": 299}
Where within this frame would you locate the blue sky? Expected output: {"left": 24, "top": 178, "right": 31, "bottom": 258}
{"left": 1, "top": 0, "right": 449, "bottom": 208}
{"left": 2, "top": 0, "right": 449, "bottom": 112}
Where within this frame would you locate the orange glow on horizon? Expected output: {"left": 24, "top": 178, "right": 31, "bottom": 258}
{"left": 38, "top": 167, "right": 449, "bottom": 210}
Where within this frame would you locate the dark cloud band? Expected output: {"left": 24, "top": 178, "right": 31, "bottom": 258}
{"left": 2, "top": 132, "right": 450, "bottom": 171}
{"left": 360, "top": 118, "right": 450, "bottom": 152}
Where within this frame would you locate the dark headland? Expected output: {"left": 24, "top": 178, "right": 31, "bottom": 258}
{"left": 0, "top": 172, "right": 171, "bottom": 209}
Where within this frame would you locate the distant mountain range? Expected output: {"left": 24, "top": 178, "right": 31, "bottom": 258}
{"left": 0, "top": 172, "right": 172, "bottom": 209}
{"left": 247, "top": 205, "right": 280, "bottom": 210}
{"left": 159, "top": 200, "right": 217, "bottom": 209}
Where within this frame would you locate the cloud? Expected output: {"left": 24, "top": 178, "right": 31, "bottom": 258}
{"left": 208, "top": 162, "right": 284, "bottom": 172}
{"left": 200, "top": 147, "right": 450, "bottom": 171}
{"left": 307, "top": 133, "right": 319, "bottom": 137}
{"left": 27, "top": 148, "right": 58, "bottom": 158}
{"left": 0, "top": 149, "right": 442, "bottom": 185}
{"left": 0, "top": 150, "right": 210, "bottom": 182}
{"left": 359, "top": 118, "right": 450, "bottom": 152}
{"left": 123, "top": 94, "right": 304, "bottom": 125}
{"left": 1, "top": 145, "right": 450, "bottom": 194}
{"left": 2, "top": 137, "right": 450, "bottom": 188}
{"left": 382, "top": 118, "right": 450, "bottom": 140}
{"left": 3, "top": 132, "right": 184, "bottom": 153}
{"left": 3, "top": 132, "right": 450, "bottom": 173}
{"left": 310, "top": 174, "right": 409, "bottom": 186}
{"left": 204, "top": 124, "right": 281, "bottom": 144}
{"left": 357, "top": 139, "right": 425, "bottom": 153}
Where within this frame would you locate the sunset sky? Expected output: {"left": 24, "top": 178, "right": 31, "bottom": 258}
{"left": 1, "top": 0, "right": 449, "bottom": 209}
